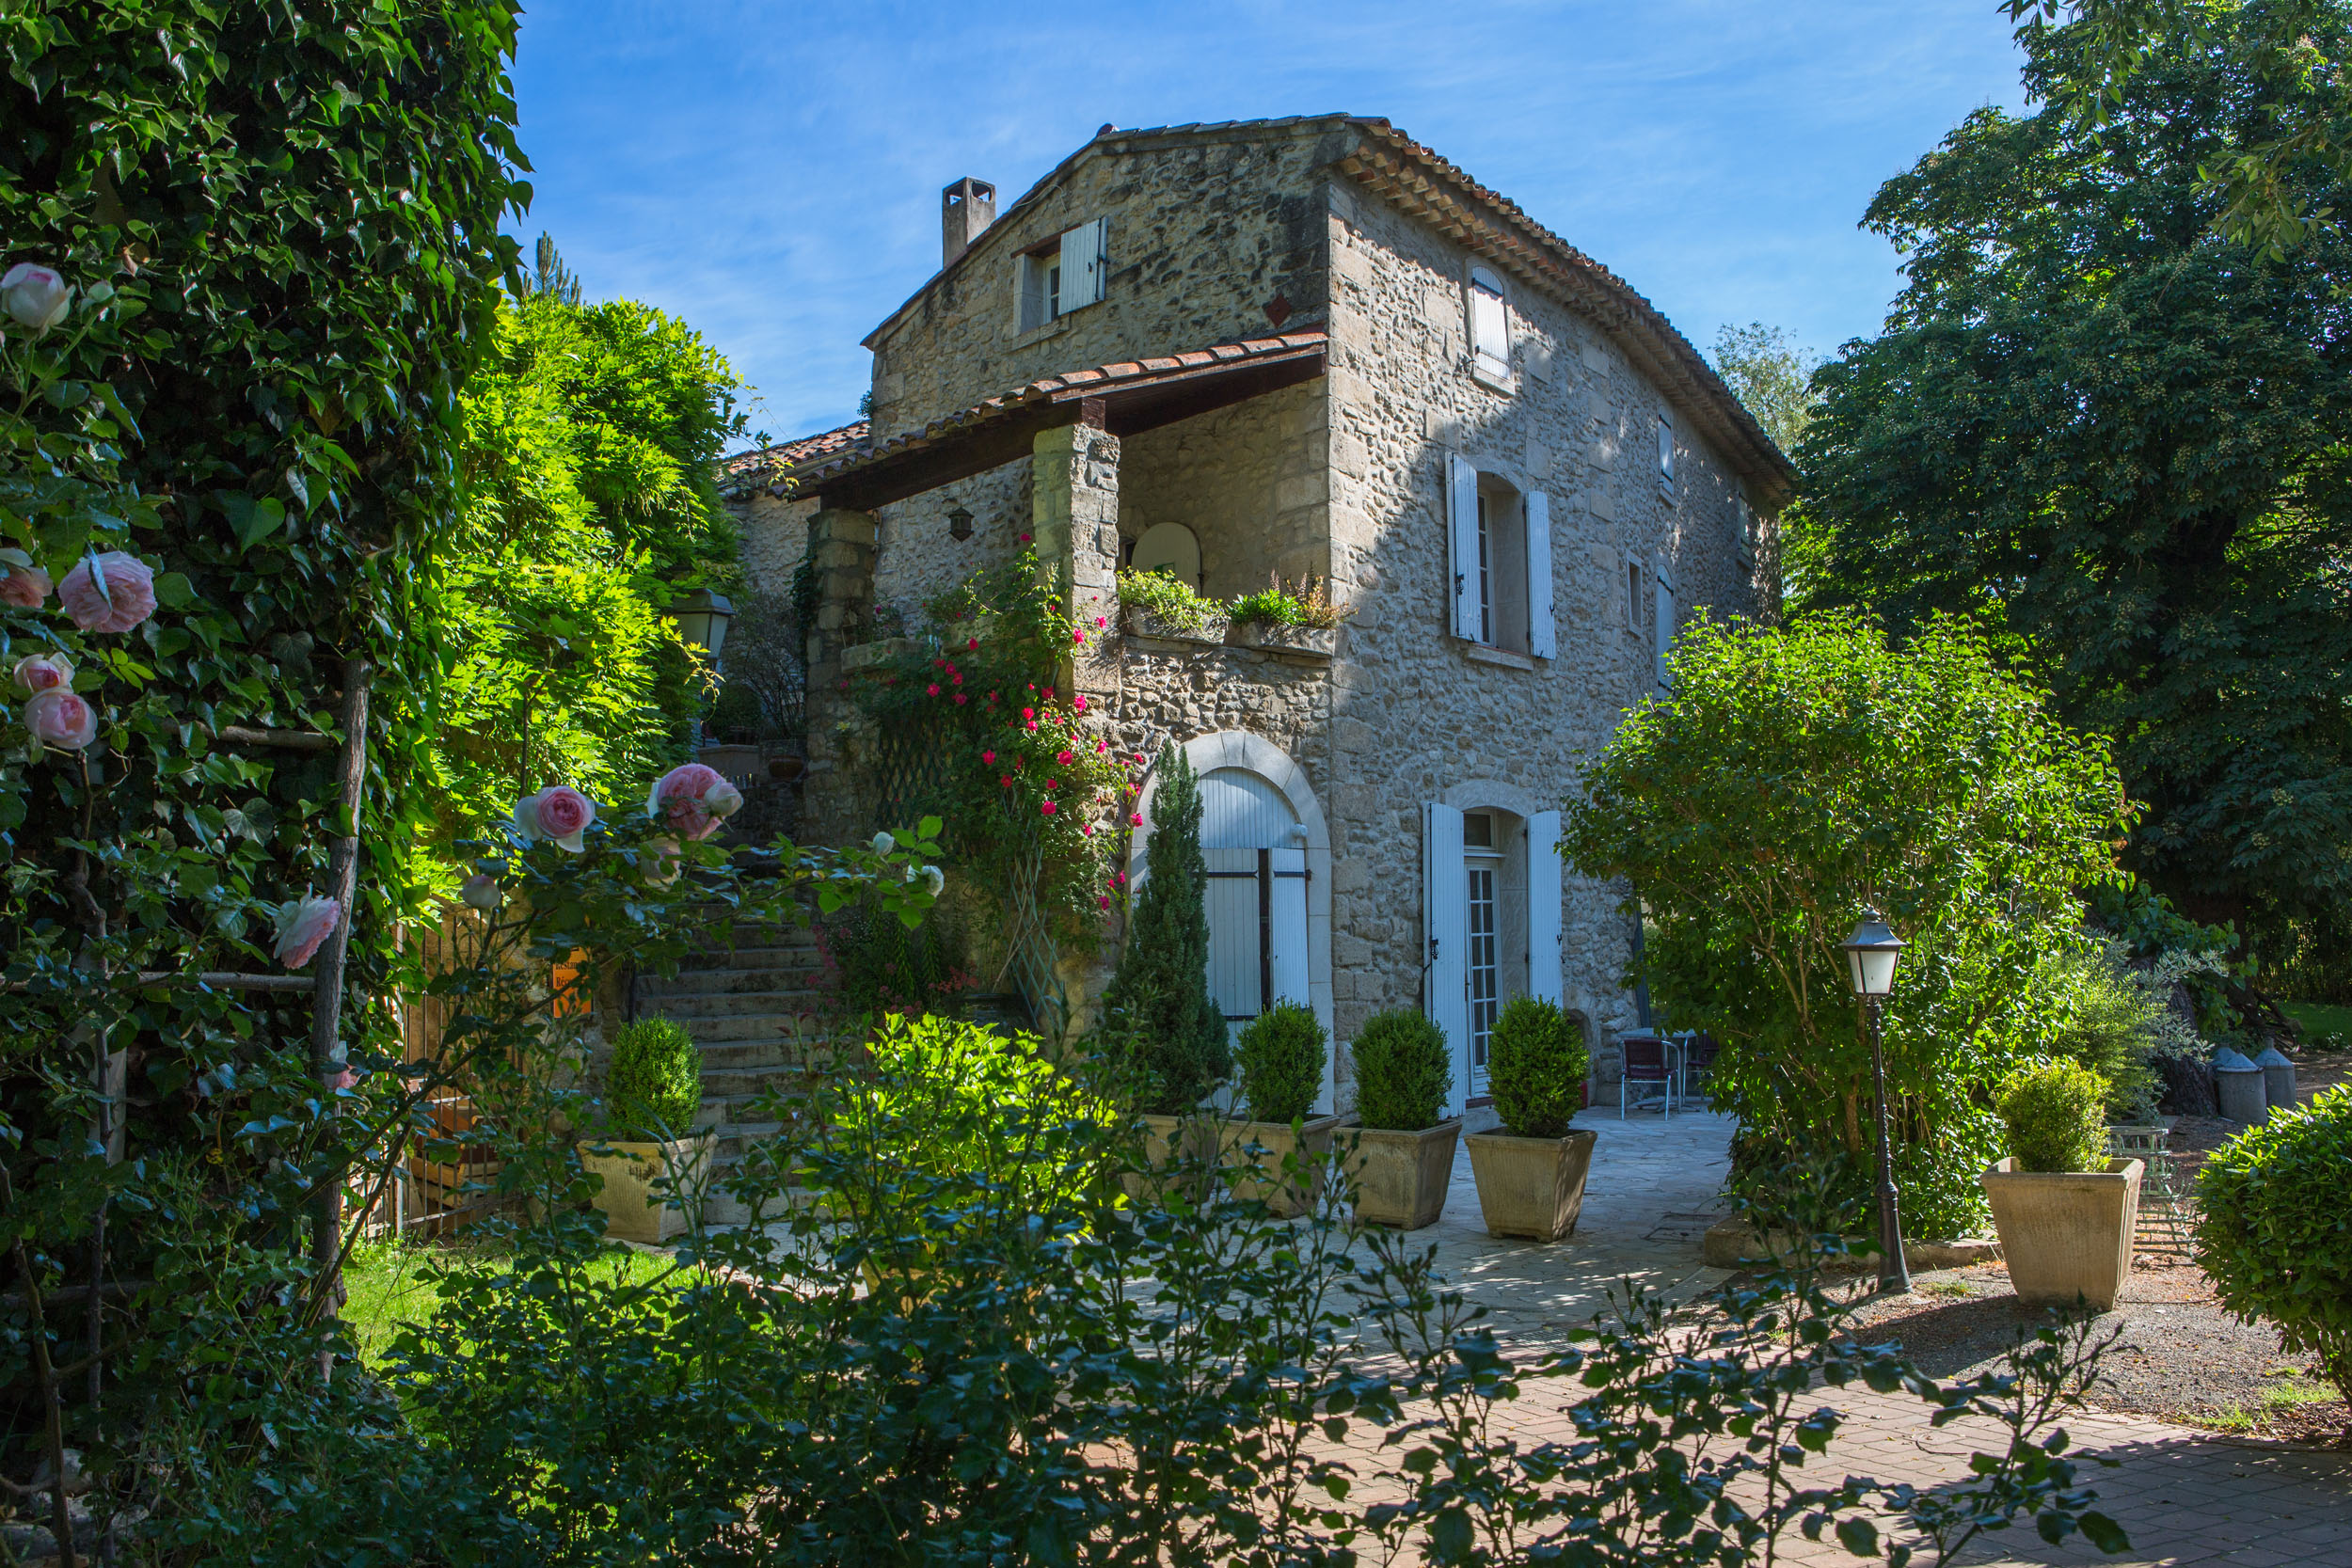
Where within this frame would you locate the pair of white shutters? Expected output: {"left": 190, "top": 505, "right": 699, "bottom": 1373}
{"left": 1202, "top": 846, "right": 1310, "bottom": 1050}
{"left": 1445, "top": 454, "right": 1554, "bottom": 658}
{"left": 1422, "top": 803, "right": 1563, "bottom": 1115}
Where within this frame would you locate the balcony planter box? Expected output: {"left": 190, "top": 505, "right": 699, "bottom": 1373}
{"left": 1120, "top": 603, "right": 1226, "bottom": 647}
{"left": 1465, "top": 1127, "right": 1597, "bottom": 1242}
{"left": 579, "top": 1131, "right": 715, "bottom": 1244}
{"left": 1230, "top": 621, "right": 1338, "bottom": 657}
{"left": 1343, "top": 1117, "right": 1461, "bottom": 1230}
{"left": 1215, "top": 1114, "right": 1344, "bottom": 1218}
{"left": 1980, "top": 1156, "right": 2143, "bottom": 1311}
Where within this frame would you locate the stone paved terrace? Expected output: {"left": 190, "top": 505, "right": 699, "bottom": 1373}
{"left": 1361, "top": 1109, "right": 2352, "bottom": 1568}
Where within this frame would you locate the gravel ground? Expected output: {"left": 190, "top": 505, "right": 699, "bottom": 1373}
{"left": 1831, "top": 1054, "right": 2352, "bottom": 1450}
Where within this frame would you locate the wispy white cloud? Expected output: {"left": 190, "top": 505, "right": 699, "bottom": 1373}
{"left": 509, "top": 0, "right": 2029, "bottom": 445}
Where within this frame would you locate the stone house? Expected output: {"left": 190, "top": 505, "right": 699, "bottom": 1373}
{"left": 722, "top": 115, "right": 1789, "bottom": 1123}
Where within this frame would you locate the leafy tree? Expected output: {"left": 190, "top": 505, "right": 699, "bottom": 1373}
{"left": 1797, "top": 9, "right": 2352, "bottom": 949}
{"left": 435, "top": 283, "right": 749, "bottom": 845}
{"left": 1106, "top": 747, "right": 1230, "bottom": 1113}
{"left": 1562, "top": 612, "right": 2133, "bottom": 1236}
{"left": 1709, "top": 322, "right": 1822, "bottom": 456}
{"left": 2004, "top": 0, "right": 2352, "bottom": 254}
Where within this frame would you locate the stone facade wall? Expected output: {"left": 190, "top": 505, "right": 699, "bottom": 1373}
{"left": 863, "top": 123, "right": 1343, "bottom": 438}
{"left": 1119, "top": 381, "right": 1328, "bottom": 597}
{"left": 1315, "top": 176, "right": 1772, "bottom": 1096}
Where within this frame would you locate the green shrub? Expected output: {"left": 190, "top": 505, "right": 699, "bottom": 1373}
{"left": 1350, "top": 1010, "right": 1452, "bottom": 1131}
{"left": 1486, "top": 997, "right": 1588, "bottom": 1139}
{"left": 2033, "top": 942, "right": 2169, "bottom": 1124}
{"left": 2196, "top": 1085, "right": 2352, "bottom": 1415}
{"left": 1236, "top": 1002, "right": 1326, "bottom": 1125}
{"left": 1995, "top": 1058, "right": 2110, "bottom": 1173}
{"left": 1229, "top": 586, "right": 1307, "bottom": 626}
{"left": 1117, "top": 565, "right": 1223, "bottom": 632}
{"left": 607, "top": 1017, "right": 702, "bottom": 1138}
{"left": 1229, "top": 573, "right": 1353, "bottom": 630}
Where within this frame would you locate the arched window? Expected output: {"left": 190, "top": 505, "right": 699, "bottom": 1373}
{"left": 1200, "top": 768, "right": 1310, "bottom": 1053}
{"left": 1128, "top": 521, "right": 1202, "bottom": 591}
{"left": 1469, "top": 265, "right": 1509, "bottom": 381}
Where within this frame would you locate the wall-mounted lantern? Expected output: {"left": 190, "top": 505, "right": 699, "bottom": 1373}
{"left": 947, "top": 504, "right": 975, "bottom": 542}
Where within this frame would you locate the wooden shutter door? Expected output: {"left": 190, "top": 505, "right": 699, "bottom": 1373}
{"left": 1423, "top": 801, "right": 1470, "bottom": 1117}
{"left": 1447, "top": 456, "right": 1481, "bottom": 641}
{"left": 1204, "top": 847, "right": 1262, "bottom": 1051}
{"left": 1059, "top": 218, "right": 1106, "bottom": 310}
{"left": 1653, "top": 556, "right": 1676, "bottom": 687}
{"left": 1267, "top": 847, "right": 1310, "bottom": 1007}
{"left": 1526, "top": 810, "right": 1563, "bottom": 1005}
{"left": 1524, "top": 490, "right": 1555, "bottom": 658}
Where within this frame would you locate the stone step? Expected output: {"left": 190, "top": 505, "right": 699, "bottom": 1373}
{"left": 684, "top": 927, "right": 821, "bottom": 958}
{"left": 637, "top": 989, "right": 826, "bottom": 1021}
{"left": 641, "top": 964, "right": 823, "bottom": 997}
{"left": 655, "top": 1011, "right": 812, "bottom": 1045}
{"left": 698, "top": 1061, "right": 820, "bottom": 1101}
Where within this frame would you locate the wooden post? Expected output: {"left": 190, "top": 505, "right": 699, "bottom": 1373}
{"left": 308, "top": 660, "right": 373, "bottom": 1332}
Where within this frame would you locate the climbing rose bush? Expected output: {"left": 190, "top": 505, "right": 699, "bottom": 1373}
{"left": 515, "top": 784, "right": 597, "bottom": 850}
{"left": 647, "top": 761, "right": 743, "bottom": 841}
{"left": 0, "top": 564, "right": 52, "bottom": 608}
{"left": 0, "top": 261, "right": 71, "bottom": 333}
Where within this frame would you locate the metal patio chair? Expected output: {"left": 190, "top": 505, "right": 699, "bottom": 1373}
{"left": 1621, "top": 1033, "right": 1674, "bottom": 1118}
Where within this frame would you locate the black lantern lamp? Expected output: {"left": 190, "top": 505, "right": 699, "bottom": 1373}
{"left": 947, "top": 503, "right": 975, "bottom": 542}
{"left": 1840, "top": 909, "right": 1911, "bottom": 1294}
{"left": 665, "top": 588, "right": 735, "bottom": 661}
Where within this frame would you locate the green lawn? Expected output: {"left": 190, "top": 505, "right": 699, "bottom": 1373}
{"left": 342, "top": 1238, "right": 675, "bottom": 1363}
{"left": 2279, "top": 1000, "right": 2352, "bottom": 1045}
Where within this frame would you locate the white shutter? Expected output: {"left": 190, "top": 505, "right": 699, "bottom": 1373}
{"left": 1524, "top": 490, "right": 1555, "bottom": 658}
{"left": 1422, "top": 802, "right": 1470, "bottom": 1117}
{"left": 1653, "top": 555, "right": 1676, "bottom": 688}
{"left": 1470, "top": 269, "right": 1508, "bottom": 376}
{"left": 1267, "top": 847, "right": 1310, "bottom": 1007}
{"left": 1058, "top": 218, "right": 1105, "bottom": 312}
{"left": 1446, "top": 455, "right": 1481, "bottom": 641}
{"left": 1526, "top": 811, "right": 1563, "bottom": 1005}
{"left": 1204, "top": 847, "right": 1261, "bottom": 1053}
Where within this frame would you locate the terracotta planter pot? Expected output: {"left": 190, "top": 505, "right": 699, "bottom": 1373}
{"left": 579, "top": 1131, "right": 715, "bottom": 1244}
{"left": 1981, "top": 1156, "right": 2142, "bottom": 1311}
{"left": 1343, "top": 1118, "right": 1462, "bottom": 1230}
{"left": 1465, "top": 1127, "right": 1597, "bottom": 1242}
{"left": 1216, "top": 1115, "right": 1344, "bottom": 1218}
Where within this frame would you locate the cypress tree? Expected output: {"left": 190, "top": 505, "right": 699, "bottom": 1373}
{"left": 1107, "top": 747, "right": 1231, "bottom": 1112}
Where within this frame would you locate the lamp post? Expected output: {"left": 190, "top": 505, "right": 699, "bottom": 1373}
{"left": 1841, "top": 909, "right": 1911, "bottom": 1295}
{"left": 664, "top": 588, "right": 735, "bottom": 749}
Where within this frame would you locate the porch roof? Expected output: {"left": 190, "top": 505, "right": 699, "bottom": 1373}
{"left": 801, "top": 330, "right": 1328, "bottom": 513}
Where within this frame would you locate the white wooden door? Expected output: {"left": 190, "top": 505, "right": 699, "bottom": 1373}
{"left": 1204, "top": 847, "right": 1263, "bottom": 1050}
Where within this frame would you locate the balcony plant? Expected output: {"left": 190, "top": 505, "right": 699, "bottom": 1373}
{"left": 1343, "top": 1009, "right": 1461, "bottom": 1229}
{"left": 1228, "top": 573, "right": 1350, "bottom": 655}
{"left": 1220, "top": 1000, "right": 1343, "bottom": 1217}
{"left": 580, "top": 1016, "right": 714, "bottom": 1243}
{"left": 1117, "top": 565, "right": 1225, "bottom": 643}
{"left": 1465, "top": 997, "right": 1597, "bottom": 1241}
{"left": 1981, "top": 1058, "right": 2142, "bottom": 1311}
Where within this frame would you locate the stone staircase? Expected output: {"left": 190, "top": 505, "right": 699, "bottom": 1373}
{"left": 628, "top": 915, "right": 834, "bottom": 1228}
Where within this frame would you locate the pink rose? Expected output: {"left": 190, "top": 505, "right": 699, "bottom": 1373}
{"left": 515, "top": 784, "right": 596, "bottom": 851}
{"left": 0, "top": 262, "right": 72, "bottom": 334}
{"left": 0, "top": 565, "right": 52, "bottom": 609}
{"left": 646, "top": 763, "right": 741, "bottom": 843}
{"left": 58, "top": 551, "right": 157, "bottom": 635}
{"left": 459, "top": 872, "right": 502, "bottom": 911}
{"left": 326, "top": 1068, "right": 358, "bottom": 1093}
{"left": 274, "top": 893, "right": 340, "bottom": 969}
{"left": 24, "top": 688, "right": 96, "bottom": 750}
{"left": 1073, "top": 695, "right": 1089, "bottom": 713}
{"left": 12, "top": 653, "right": 72, "bottom": 694}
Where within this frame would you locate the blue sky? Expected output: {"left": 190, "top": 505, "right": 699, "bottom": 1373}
{"left": 508, "top": 1, "right": 2032, "bottom": 450}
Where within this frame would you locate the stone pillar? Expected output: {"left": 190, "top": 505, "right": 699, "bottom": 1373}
{"left": 1032, "top": 417, "right": 1123, "bottom": 704}
{"left": 799, "top": 506, "right": 877, "bottom": 846}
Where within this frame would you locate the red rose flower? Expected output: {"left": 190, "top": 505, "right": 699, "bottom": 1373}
{"left": 1057, "top": 750, "right": 1073, "bottom": 765}
{"left": 1041, "top": 800, "right": 1056, "bottom": 816}
{"left": 927, "top": 683, "right": 941, "bottom": 696}
{"left": 982, "top": 750, "right": 995, "bottom": 765}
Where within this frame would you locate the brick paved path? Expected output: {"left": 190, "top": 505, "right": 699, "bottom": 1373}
{"left": 1380, "top": 1110, "right": 2352, "bottom": 1568}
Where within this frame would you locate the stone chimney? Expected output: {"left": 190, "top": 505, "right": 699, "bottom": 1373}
{"left": 942, "top": 177, "right": 995, "bottom": 269}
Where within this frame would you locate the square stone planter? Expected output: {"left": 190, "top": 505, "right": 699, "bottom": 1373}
{"left": 1465, "top": 1127, "right": 1597, "bottom": 1242}
{"left": 1120, "top": 603, "right": 1226, "bottom": 647}
{"left": 1342, "top": 1118, "right": 1461, "bottom": 1230}
{"left": 1980, "top": 1156, "right": 2143, "bottom": 1311}
{"left": 579, "top": 1131, "right": 715, "bottom": 1244}
{"left": 1122, "top": 1111, "right": 1210, "bottom": 1202}
{"left": 1216, "top": 1114, "right": 1344, "bottom": 1217}
{"left": 1229, "top": 621, "right": 1338, "bottom": 657}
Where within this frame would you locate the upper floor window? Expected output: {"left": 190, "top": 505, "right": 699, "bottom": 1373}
{"left": 1626, "top": 559, "right": 1644, "bottom": 634}
{"left": 1469, "top": 265, "right": 1510, "bottom": 383}
{"left": 1447, "top": 455, "right": 1555, "bottom": 658}
{"left": 1656, "top": 413, "right": 1676, "bottom": 492}
{"left": 1018, "top": 218, "right": 1108, "bottom": 332}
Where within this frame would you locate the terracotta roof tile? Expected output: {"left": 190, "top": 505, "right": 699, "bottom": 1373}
{"left": 717, "top": 420, "right": 870, "bottom": 499}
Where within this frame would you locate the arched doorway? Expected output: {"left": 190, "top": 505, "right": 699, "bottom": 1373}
{"left": 1425, "top": 781, "right": 1564, "bottom": 1118}
{"left": 1129, "top": 732, "right": 1336, "bottom": 1112}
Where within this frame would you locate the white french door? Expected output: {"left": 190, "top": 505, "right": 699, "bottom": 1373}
{"left": 1466, "top": 860, "right": 1501, "bottom": 1099}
